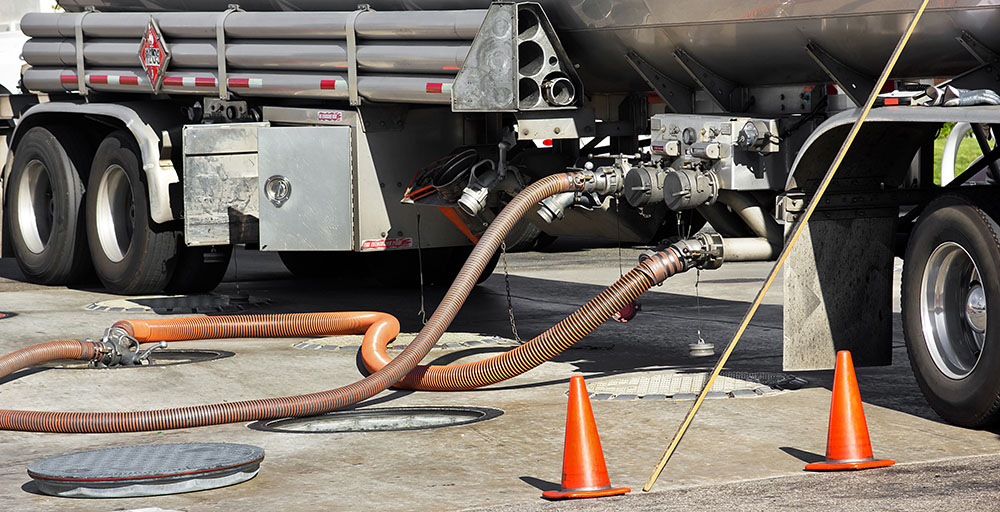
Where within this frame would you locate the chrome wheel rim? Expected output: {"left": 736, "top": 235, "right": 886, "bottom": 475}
{"left": 94, "top": 164, "right": 134, "bottom": 263}
{"left": 920, "top": 241, "right": 987, "bottom": 379}
{"left": 16, "top": 159, "right": 54, "bottom": 254}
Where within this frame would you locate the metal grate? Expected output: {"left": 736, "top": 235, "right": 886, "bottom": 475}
{"left": 583, "top": 371, "right": 807, "bottom": 400}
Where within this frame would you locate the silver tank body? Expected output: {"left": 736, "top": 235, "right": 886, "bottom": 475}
{"left": 54, "top": 1, "right": 1000, "bottom": 93}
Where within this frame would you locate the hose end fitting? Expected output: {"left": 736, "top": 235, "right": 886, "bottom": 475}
{"left": 580, "top": 166, "right": 624, "bottom": 195}
{"left": 538, "top": 191, "right": 577, "bottom": 223}
{"left": 93, "top": 327, "right": 167, "bottom": 367}
{"left": 670, "top": 232, "right": 725, "bottom": 270}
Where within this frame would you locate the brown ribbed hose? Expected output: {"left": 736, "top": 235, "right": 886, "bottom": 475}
{"left": 361, "top": 248, "right": 688, "bottom": 389}
{"left": 0, "top": 340, "right": 97, "bottom": 378}
{"left": 0, "top": 173, "right": 586, "bottom": 433}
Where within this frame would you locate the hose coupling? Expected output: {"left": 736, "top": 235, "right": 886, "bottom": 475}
{"left": 670, "top": 232, "right": 725, "bottom": 270}
{"left": 538, "top": 191, "right": 578, "bottom": 223}
{"left": 580, "top": 166, "right": 624, "bottom": 195}
{"left": 92, "top": 327, "right": 168, "bottom": 368}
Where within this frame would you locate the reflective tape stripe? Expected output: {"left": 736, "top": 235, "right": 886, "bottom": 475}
{"left": 425, "top": 82, "right": 453, "bottom": 94}
{"left": 228, "top": 78, "right": 262, "bottom": 88}
{"left": 163, "top": 76, "right": 217, "bottom": 87}
{"left": 320, "top": 79, "right": 348, "bottom": 90}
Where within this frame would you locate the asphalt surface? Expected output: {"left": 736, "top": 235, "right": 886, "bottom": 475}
{"left": 0, "top": 237, "right": 998, "bottom": 511}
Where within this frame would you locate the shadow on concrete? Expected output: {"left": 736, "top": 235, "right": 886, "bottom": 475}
{"left": 519, "top": 476, "right": 560, "bottom": 492}
{"left": 0, "top": 367, "right": 49, "bottom": 385}
{"left": 780, "top": 446, "right": 825, "bottom": 464}
{"left": 0, "top": 249, "right": 943, "bottom": 430}
{"left": 20, "top": 480, "right": 43, "bottom": 496}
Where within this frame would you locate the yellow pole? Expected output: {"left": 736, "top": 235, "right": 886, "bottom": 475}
{"left": 643, "top": 0, "right": 932, "bottom": 492}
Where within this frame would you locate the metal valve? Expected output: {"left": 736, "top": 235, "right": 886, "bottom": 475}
{"left": 93, "top": 327, "right": 168, "bottom": 367}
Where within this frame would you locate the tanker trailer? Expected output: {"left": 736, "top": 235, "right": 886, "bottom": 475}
{"left": 2, "top": 0, "right": 1000, "bottom": 428}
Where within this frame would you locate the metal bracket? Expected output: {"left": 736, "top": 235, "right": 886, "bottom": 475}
{"left": 74, "top": 7, "right": 99, "bottom": 97}
{"left": 346, "top": 5, "right": 372, "bottom": 106}
{"left": 216, "top": 5, "right": 243, "bottom": 100}
{"left": 958, "top": 30, "right": 1000, "bottom": 66}
{"left": 673, "top": 48, "right": 740, "bottom": 112}
{"left": 804, "top": 41, "right": 875, "bottom": 106}
{"left": 624, "top": 50, "right": 692, "bottom": 113}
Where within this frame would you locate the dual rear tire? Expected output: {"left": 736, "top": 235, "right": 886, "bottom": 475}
{"left": 6, "top": 127, "right": 92, "bottom": 284}
{"left": 7, "top": 128, "right": 229, "bottom": 294}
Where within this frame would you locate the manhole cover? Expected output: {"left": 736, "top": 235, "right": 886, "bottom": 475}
{"left": 583, "top": 370, "right": 807, "bottom": 400}
{"left": 28, "top": 443, "right": 263, "bottom": 498}
{"left": 251, "top": 406, "right": 503, "bottom": 433}
{"left": 39, "top": 349, "right": 235, "bottom": 369}
{"left": 85, "top": 294, "right": 269, "bottom": 314}
{"left": 0, "top": 312, "right": 16, "bottom": 320}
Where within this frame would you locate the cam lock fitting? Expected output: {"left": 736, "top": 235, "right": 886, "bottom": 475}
{"left": 661, "top": 232, "right": 725, "bottom": 270}
{"left": 91, "top": 327, "right": 168, "bottom": 368}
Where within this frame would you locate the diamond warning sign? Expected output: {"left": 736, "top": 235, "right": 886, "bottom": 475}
{"left": 137, "top": 17, "right": 170, "bottom": 92}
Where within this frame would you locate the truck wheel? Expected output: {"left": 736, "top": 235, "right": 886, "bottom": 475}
{"left": 5, "top": 126, "right": 92, "bottom": 284}
{"left": 902, "top": 194, "right": 1000, "bottom": 427}
{"left": 86, "top": 131, "right": 177, "bottom": 294}
{"left": 165, "top": 245, "right": 232, "bottom": 294}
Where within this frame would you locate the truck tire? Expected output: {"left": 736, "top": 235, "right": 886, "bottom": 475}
{"left": 165, "top": 245, "right": 232, "bottom": 294}
{"left": 902, "top": 194, "right": 1000, "bottom": 427}
{"left": 5, "top": 126, "right": 92, "bottom": 284}
{"left": 503, "top": 219, "right": 543, "bottom": 252}
{"left": 86, "top": 131, "right": 177, "bottom": 294}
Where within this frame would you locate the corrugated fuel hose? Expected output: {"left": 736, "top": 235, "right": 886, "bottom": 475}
{"left": 0, "top": 172, "right": 692, "bottom": 432}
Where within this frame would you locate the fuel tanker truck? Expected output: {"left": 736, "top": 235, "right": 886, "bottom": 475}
{"left": 0, "top": 0, "right": 999, "bottom": 429}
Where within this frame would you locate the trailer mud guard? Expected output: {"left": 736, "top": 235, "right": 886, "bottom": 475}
{"left": 781, "top": 106, "right": 1000, "bottom": 370}
{"left": 10, "top": 102, "right": 178, "bottom": 224}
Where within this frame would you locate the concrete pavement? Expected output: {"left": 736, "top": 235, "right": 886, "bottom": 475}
{"left": 0, "top": 239, "right": 997, "bottom": 510}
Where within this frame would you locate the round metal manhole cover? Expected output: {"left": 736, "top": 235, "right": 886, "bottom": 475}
{"left": 27, "top": 443, "right": 264, "bottom": 498}
{"left": 251, "top": 406, "right": 504, "bottom": 433}
{"left": 85, "top": 294, "right": 269, "bottom": 314}
{"left": 0, "top": 311, "right": 16, "bottom": 320}
{"left": 39, "top": 349, "right": 235, "bottom": 369}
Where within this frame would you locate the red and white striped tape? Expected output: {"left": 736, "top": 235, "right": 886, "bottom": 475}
{"left": 163, "top": 76, "right": 217, "bottom": 87}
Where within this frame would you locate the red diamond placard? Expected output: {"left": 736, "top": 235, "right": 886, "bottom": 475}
{"left": 138, "top": 17, "right": 170, "bottom": 92}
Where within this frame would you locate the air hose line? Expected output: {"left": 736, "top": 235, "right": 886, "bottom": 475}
{"left": 0, "top": 172, "right": 605, "bottom": 433}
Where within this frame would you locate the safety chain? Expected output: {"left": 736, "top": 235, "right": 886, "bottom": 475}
{"left": 500, "top": 241, "right": 522, "bottom": 343}
{"left": 416, "top": 215, "right": 427, "bottom": 325}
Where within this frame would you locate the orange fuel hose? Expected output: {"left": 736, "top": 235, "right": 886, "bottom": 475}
{"left": 0, "top": 173, "right": 592, "bottom": 433}
{"left": 0, "top": 312, "right": 400, "bottom": 433}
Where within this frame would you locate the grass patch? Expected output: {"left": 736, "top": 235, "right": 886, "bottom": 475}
{"left": 933, "top": 124, "right": 986, "bottom": 185}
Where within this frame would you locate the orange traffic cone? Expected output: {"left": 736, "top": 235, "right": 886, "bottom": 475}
{"left": 805, "top": 350, "right": 895, "bottom": 471}
{"left": 542, "top": 376, "right": 631, "bottom": 499}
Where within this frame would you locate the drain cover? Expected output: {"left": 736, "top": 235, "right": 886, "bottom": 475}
{"left": 86, "top": 294, "right": 269, "bottom": 314}
{"left": 28, "top": 443, "right": 263, "bottom": 498}
{"left": 252, "top": 406, "right": 503, "bottom": 433}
